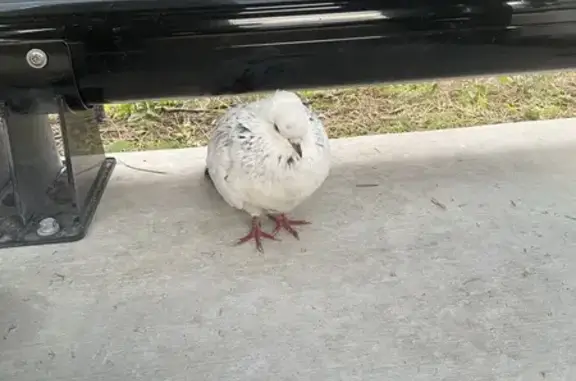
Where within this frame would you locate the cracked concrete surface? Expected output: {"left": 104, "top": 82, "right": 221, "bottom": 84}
{"left": 1, "top": 119, "right": 576, "bottom": 380}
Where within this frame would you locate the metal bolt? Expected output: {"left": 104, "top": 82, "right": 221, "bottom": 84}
{"left": 37, "top": 218, "right": 60, "bottom": 237}
{"left": 26, "top": 48, "right": 48, "bottom": 69}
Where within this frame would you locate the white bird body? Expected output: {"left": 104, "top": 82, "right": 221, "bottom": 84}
{"left": 206, "top": 91, "right": 331, "bottom": 219}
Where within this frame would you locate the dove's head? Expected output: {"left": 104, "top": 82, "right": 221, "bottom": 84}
{"left": 267, "top": 90, "right": 311, "bottom": 158}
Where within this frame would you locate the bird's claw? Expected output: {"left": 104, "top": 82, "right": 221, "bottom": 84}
{"left": 268, "top": 214, "right": 311, "bottom": 240}
{"left": 235, "top": 217, "right": 279, "bottom": 252}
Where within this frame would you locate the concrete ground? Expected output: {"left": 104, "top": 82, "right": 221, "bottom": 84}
{"left": 1, "top": 119, "right": 576, "bottom": 381}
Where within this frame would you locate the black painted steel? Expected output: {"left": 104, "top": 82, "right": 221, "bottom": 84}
{"left": 1, "top": 0, "right": 576, "bottom": 248}
{"left": 0, "top": 36, "right": 115, "bottom": 249}
{"left": 0, "top": 98, "right": 116, "bottom": 248}
{"left": 1, "top": 0, "right": 576, "bottom": 103}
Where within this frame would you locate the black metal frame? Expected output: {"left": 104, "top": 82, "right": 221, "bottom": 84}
{"left": 3, "top": 0, "right": 576, "bottom": 249}
{"left": 3, "top": 1, "right": 576, "bottom": 104}
{"left": 0, "top": 41, "right": 115, "bottom": 249}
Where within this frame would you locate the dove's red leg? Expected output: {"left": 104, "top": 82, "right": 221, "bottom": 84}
{"left": 268, "top": 214, "right": 311, "bottom": 240}
{"left": 236, "top": 216, "right": 277, "bottom": 252}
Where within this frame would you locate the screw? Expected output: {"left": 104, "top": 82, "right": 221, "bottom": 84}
{"left": 37, "top": 218, "right": 60, "bottom": 237}
{"left": 26, "top": 48, "right": 48, "bottom": 69}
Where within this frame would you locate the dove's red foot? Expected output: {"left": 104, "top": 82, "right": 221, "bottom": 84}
{"left": 236, "top": 217, "right": 277, "bottom": 252}
{"left": 268, "top": 214, "right": 311, "bottom": 240}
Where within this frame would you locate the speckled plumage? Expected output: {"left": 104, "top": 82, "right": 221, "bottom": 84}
{"left": 206, "top": 90, "right": 331, "bottom": 221}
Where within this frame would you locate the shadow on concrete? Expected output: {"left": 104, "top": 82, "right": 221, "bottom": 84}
{"left": 99, "top": 140, "right": 575, "bottom": 222}
{"left": 89, "top": 139, "right": 576, "bottom": 259}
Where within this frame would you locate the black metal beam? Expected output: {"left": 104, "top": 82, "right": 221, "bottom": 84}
{"left": 1, "top": 0, "right": 576, "bottom": 104}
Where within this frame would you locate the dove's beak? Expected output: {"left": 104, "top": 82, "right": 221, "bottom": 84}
{"left": 291, "top": 142, "right": 302, "bottom": 158}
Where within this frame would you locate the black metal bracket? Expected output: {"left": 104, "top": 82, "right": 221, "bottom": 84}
{"left": 0, "top": 40, "right": 115, "bottom": 249}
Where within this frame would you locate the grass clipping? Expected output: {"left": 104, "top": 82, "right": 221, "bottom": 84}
{"left": 102, "top": 72, "right": 576, "bottom": 152}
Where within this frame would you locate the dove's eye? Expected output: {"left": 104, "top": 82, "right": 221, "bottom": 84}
{"left": 274, "top": 124, "right": 280, "bottom": 133}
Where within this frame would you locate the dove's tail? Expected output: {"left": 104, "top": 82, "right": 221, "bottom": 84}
{"left": 204, "top": 168, "right": 214, "bottom": 186}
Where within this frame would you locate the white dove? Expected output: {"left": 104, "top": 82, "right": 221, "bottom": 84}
{"left": 205, "top": 90, "right": 331, "bottom": 252}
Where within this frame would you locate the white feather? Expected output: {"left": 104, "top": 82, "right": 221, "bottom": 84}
{"left": 206, "top": 90, "right": 331, "bottom": 217}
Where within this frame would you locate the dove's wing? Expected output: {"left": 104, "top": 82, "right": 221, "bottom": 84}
{"left": 206, "top": 112, "right": 247, "bottom": 211}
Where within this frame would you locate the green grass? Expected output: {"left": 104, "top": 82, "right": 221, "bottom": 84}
{"left": 100, "top": 72, "right": 576, "bottom": 152}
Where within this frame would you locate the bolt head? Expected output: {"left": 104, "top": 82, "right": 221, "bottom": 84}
{"left": 37, "top": 217, "right": 60, "bottom": 237}
{"left": 26, "top": 48, "right": 48, "bottom": 69}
